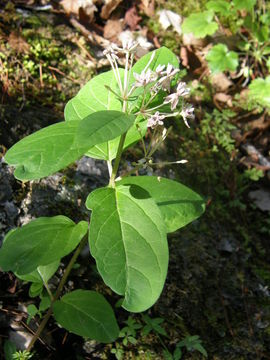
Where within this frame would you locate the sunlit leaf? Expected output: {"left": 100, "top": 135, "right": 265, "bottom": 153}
{"left": 206, "top": 44, "right": 239, "bottom": 73}
{"left": 86, "top": 185, "right": 168, "bottom": 312}
{"left": 118, "top": 176, "right": 205, "bottom": 233}
{"left": 0, "top": 216, "right": 88, "bottom": 275}
{"left": 182, "top": 11, "right": 218, "bottom": 38}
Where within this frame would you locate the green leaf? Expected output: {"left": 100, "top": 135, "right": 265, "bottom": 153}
{"left": 118, "top": 176, "right": 205, "bottom": 233}
{"left": 27, "top": 304, "right": 39, "bottom": 324}
{"left": 64, "top": 69, "right": 145, "bottom": 160}
{"left": 84, "top": 118, "right": 147, "bottom": 161}
{"left": 249, "top": 77, "right": 270, "bottom": 109}
{"left": 206, "top": 44, "right": 239, "bottom": 73}
{"left": 233, "top": 0, "right": 256, "bottom": 11}
{"left": 182, "top": 11, "right": 218, "bottom": 38}
{"left": 64, "top": 70, "right": 123, "bottom": 121}
{"left": 53, "top": 290, "right": 119, "bottom": 343}
{"left": 29, "top": 282, "right": 43, "bottom": 297}
{"left": 5, "top": 121, "right": 81, "bottom": 181}
{"left": 16, "top": 261, "right": 59, "bottom": 284}
{"left": 0, "top": 216, "right": 88, "bottom": 275}
{"left": 39, "top": 295, "right": 51, "bottom": 312}
{"left": 86, "top": 185, "right": 168, "bottom": 312}
{"left": 206, "top": 0, "right": 231, "bottom": 15}
{"left": 5, "top": 110, "right": 134, "bottom": 180}
{"left": 4, "top": 340, "right": 17, "bottom": 360}
{"left": 131, "top": 47, "right": 179, "bottom": 81}
{"left": 76, "top": 110, "right": 135, "bottom": 146}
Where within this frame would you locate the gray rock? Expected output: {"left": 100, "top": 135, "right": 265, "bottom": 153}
{"left": 249, "top": 188, "right": 270, "bottom": 212}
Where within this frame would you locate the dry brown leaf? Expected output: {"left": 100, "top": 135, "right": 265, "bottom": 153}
{"left": 103, "top": 19, "right": 124, "bottom": 41}
{"left": 60, "top": 0, "right": 97, "bottom": 22}
{"left": 182, "top": 33, "right": 207, "bottom": 47}
{"left": 180, "top": 46, "right": 189, "bottom": 68}
{"left": 124, "top": 5, "right": 142, "bottom": 31}
{"left": 214, "top": 93, "right": 233, "bottom": 107}
{"left": 211, "top": 72, "right": 232, "bottom": 92}
{"left": 8, "top": 32, "right": 30, "bottom": 54}
{"left": 139, "top": 0, "right": 155, "bottom": 17}
{"left": 101, "top": 0, "right": 123, "bottom": 20}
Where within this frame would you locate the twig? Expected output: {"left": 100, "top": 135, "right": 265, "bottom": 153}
{"left": 48, "top": 66, "right": 80, "bottom": 84}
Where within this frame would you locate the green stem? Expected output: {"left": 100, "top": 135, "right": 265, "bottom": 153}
{"left": 26, "top": 236, "right": 88, "bottom": 352}
{"left": 109, "top": 98, "right": 128, "bottom": 187}
{"left": 109, "top": 132, "right": 127, "bottom": 187}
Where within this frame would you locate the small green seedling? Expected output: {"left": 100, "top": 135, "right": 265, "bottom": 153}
{"left": 0, "top": 43, "right": 205, "bottom": 352}
{"left": 163, "top": 335, "right": 208, "bottom": 359}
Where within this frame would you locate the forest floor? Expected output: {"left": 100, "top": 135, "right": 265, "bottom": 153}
{"left": 0, "top": 1, "right": 270, "bottom": 359}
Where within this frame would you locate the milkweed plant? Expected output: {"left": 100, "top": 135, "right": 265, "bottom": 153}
{"left": 0, "top": 43, "right": 205, "bottom": 351}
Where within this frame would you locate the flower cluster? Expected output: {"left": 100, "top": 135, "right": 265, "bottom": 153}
{"left": 103, "top": 41, "right": 195, "bottom": 130}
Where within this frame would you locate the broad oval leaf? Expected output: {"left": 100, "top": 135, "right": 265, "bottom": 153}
{"left": 118, "top": 176, "right": 205, "bottom": 233}
{"left": 0, "top": 216, "right": 88, "bottom": 275}
{"left": 16, "top": 261, "right": 60, "bottom": 284}
{"left": 64, "top": 70, "right": 123, "bottom": 121}
{"left": 182, "top": 11, "right": 218, "bottom": 38}
{"left": 86, "top": 185, "right": 168, "bottom": 313}
{"left": 64, "top": 69, "right": 146, "bottom": 160}
{"left": 53, "top": 290, "right": 119, "bottom": 343}
{"left": 85, "top": 117, "right": 147, "bottom": 161}
{"left": 131, "top": 47, "right": 179, "bottom": 80}
{"left": 206, "top": 44, "right": 238, "bottom": 74}
{"left": 5, "top": 111, "right": 134, "bottom": 181}
{"left": 76, "top": 111, "right": 135, "bottom": 147}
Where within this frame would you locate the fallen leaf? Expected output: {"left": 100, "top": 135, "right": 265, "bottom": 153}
{"left": 180, "top": 46, "right": 189, "bottom": 68}
{"left": 101, "top": 0, "right": 123, "bottom": 20}
{"left": 211, "top": 72, "right": 232, "bottom": 92}
{"left": 158, "top": 9, "right": 182, "bottom": 35}
{"left": 214, "top": 93, "right": 233, "bottom": 107}
{"left": 103, "top": 19, "right": 124, "bottom": 41}
{"left": 118, "top": 30, "right": 153, "bottom": 57}
{"left": 182, "top": 33, "right": 207, "bottom": 47}
{"left": 60, "top": 0, "right": 98, "bottom": 22}
{"left": 8, "top": 32, "right": 30, "bottom": 54}
{"left": 139, "top": 0, "right": 155, "bottom": 17}
{"left": 124, "top": 5, "right": 142, "bottom": 31}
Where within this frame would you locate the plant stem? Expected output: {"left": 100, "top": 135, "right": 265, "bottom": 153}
{"left": 26, "top": 236, "right": 88, "bottom": 352}
{"left": 109, "top": 132, "right": 127, "bottom": 187}
{"left": 109, "top": 98, "right": 128, "bottom": 187}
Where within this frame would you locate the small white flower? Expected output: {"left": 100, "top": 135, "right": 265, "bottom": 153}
{"left": 157, "top": 63, "right": 179, "bottom": 91}
{"left": 133, "top": 69, "right": 157, "bottom": 87}
{"left": 163, "top": 63, "right": 179, "bottom": 77}
{"left": 155, "top": 64, "right": 166, "bottom": 75}
{"left": 164, "top": 81, "right": 190, "bottom": 110}
{"left": 103, "top": 44, "right": 119, "bottom": 61}
{"left": 147, "top": 111, "right": 165, "bottom": 129}
{"left": 176, "top": 82, "right": 190, "bottom": 97}
{"left": 164, "top": 92, "right": 180, "bottom": 110}
{"left": 180, "top": 104, "right": 195, "bottom": 128}
{"left": 121, "top": 39, "right": 138, "bottom": 52}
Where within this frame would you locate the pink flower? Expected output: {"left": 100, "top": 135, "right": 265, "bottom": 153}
{"left": 133, "top": 69, "right": 157, "bottom": 87}
{"left": 147, "top": 111, "right": 165, "bottom": 129}
{"left": 164, "top": 82, "right": 190, "bottom": 110}
{"left": 180, "top": 104, "right": 195, "bottom": 128}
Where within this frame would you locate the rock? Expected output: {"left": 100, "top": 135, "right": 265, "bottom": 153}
{"left": 248, "top": 188, "right": 270, "bottom": 211}
{"left": 9, "top": 320, "right": 33, "bottom": 350}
